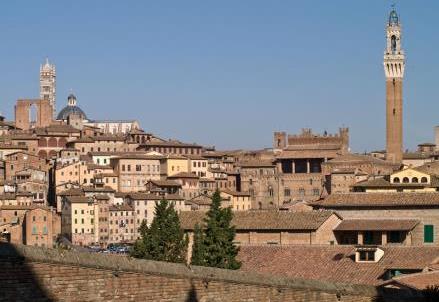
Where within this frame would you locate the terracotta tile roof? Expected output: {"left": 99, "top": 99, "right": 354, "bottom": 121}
{"left": 276, "top": 149, "right": 342, "bottom": 159}
{"left": 82, "top": 186, "right": 115, "bottom": 193}
{"left": 325, "top": 154, "right": 397, "bottom": 166}
{"left": 140, "top": 140, "right": 202, "bottom": 148}
{"left": 353, "top": 178, "right": 392, "bottom": 187}
{"left": 109, "top": 204, "right": 133, "bottom": 211}
{"left": 180, "top": 210, "right": 337, "bottom": 231}
{"left": 35, "top": 125, "right": 80, "bottom": 134}
{"left": 312, "top": 193, "right": 439, "bottom": 208}
{"left": 334, "top": 219, "right": 419, "bottom": 231}
{"left": 147, "top": 180, "right": 181, "bottom": 187}
{"left": 237, "top": 160, "right": 275, "bottom": 168}
{"left": 114, "top": 154, "right": 164, "bottom": 160}
{"left": 384, "top": 270, "right": 439, "bottom": 290}
{"left": 238, "top": 245, "right": 439, "bottom": 286}
{"left": 221, "top": 189, "right": 250, "bottom": 197}
{"left": 126, "top": 192, "right": 183, "bottom": 200}
{"left": 66, "top": 196, "right": 92, "bottom": 203}
{"left": 0, "top": 205, "right": 51, "bottom": 211}
{"left": 57, "top": 188, "right": 83, "bottom": 196}
{"left": 167, "top": 172, "right": 199, "bottom": 179}
{"left": 94, "top": 194, "right": 110, "bottom": 200}
{"left": 403, "top": 152, "right": 431, "bottom": 160}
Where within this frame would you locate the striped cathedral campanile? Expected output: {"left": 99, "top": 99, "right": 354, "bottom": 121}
{"left": 384, "top": 7, "right": 405, "bottom": 163}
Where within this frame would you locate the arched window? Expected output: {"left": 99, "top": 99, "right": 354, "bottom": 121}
{"left": 48, "top": 137, "right": 57, "bottom": 147}
{"left": 402, "top": 177, "right": 409, "bottom": 183}
{"left": 421, "top": 177, "right": 428, "bottom": 183}
{"left": 391, "top": 35, "right": 397, "bottom": 53}
{"left": 393, "top": 177, "right": 400, "bottom": 183}
{"left": 412, "top": 177, "right": 419, "bottom": 183}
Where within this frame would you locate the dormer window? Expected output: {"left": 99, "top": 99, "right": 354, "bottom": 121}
{"left": 359, "top": 250, "right": 375, "bottom": 262}
{"left": 355, "top": 246, "right": 384, "bottom": 263}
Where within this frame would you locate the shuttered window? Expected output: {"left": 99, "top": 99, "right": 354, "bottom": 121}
{"left": 424, "top": 225, "right": 434, "bottom": 243}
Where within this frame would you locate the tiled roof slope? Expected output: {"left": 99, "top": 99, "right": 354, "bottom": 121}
{"left": 334, "top": 219, "right": 419, "bottom": 231}
{"left": 312, "top": 192, "right": 439, "bottom": 208}
{"left": 180, "top": 210, "right": 336, "bottom": 231}
{"left": 238, "top": 245, "right": 439, "bottom": 286}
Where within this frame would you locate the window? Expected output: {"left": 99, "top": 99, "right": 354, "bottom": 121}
{"left": 412, "top": 177, "right": 419, "bottom": 183}
{"left": 402, "top": 177, "right": 409, "bottom": 183}
{"left": 268, "top": 186, "right": 273, "bottom": 197}
{"left": 299, "top": 188, "right": 305, "bottom": 197}
{"left": 32, "top": 226, "right": 37, "bottom": 235}
{"left": 424, "top": 225, "right": 434, "bottom": 243}
{"left": 127, "top": 165, "right": 131, "bottom": 172}
{"left": 421, "top": 177, "right": 428, "bottom": 183}
{"left": 136, "top": 165, "right": 141, "bottom": 172}
{"left": 358, "top": 251, "right": 375, "bottom": 262}
{"left": 388, "top": 231, "right": 404, "bottom": 243}
{"left": 43, "top": 226, "right": 48, "bottom": 235}
{"left": 313, "top": 189, "right": 320, "bottom": 196}
{"left": 122, "top": 165, "right": 126, "bottom": 172}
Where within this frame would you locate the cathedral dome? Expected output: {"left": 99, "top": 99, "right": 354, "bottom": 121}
{"left": 57, "top": 94, "right": 87, "bottom": 121}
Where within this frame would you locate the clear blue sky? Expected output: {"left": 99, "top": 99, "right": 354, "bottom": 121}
{"left": 0, "top": 1, "right": 437, "bottom": 152}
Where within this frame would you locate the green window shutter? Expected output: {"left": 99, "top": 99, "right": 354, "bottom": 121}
{"left": 424, "top": 225, "right": 434, "bottom": 243}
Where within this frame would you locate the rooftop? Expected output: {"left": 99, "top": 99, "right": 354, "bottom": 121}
{"left": 334, "top": 219, "right": 419, "bottom": 231}
{"left": 180, "top": 210, "right": 337, "bottom": 231}
{"left": 311, "top": 192, "right": 439, "bottom": 208}
{"left": 238, "top": 245, "right": 439, "bottom": 285}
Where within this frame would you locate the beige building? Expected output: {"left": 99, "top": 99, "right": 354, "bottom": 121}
{"left": 108, "top": 204, "right": 135, "bottom": 244}
{"left": 111, "top": 154, "right": 163, "bottom": 192}
{"left": 61, "top": 196, "right": 96, "bottom": 246}
{"left": 354, "top": 167, "right": 439, "bottom": 193}
{"left": 220, "top": 190, "right": 252, "bottom": 211}
{"left": 124, "top": 192, "right": 186, "bottom": 238}
{"left": 186, "top": 154, "right": 208, "bottom": 177}
{"left": 162, "top": 155, "right": 189, "bottom": 177}
{"left": 167, "top": 172, "right": 199, "bottom": 200}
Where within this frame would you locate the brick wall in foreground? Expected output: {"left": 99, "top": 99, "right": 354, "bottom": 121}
{"left": 0, "top": 244, "right": 396, "bottom": 302}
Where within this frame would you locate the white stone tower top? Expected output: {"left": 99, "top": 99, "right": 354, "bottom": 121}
{"left": 40, "top": 58, "right": 57, "bottom": 118}
{"left": 384, "top": 7, "right": 405, "bottom": 79}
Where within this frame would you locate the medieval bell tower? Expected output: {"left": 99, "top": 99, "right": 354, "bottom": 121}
{"left": 40, "top": 58, "right": 57, "bottom": 119}
{"left": 384, "top": 7, "right": 405, "bottom": 163}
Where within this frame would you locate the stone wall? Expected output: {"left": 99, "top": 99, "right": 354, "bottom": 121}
{"left": 0, "top": 243, "right": 388, "bottom": 302}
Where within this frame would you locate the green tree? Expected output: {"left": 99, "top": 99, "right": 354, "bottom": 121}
{"left": 131, "top": 199, "right": 188, "bottom": 263}
{"left": 190, "top": 223, "right": 206, "bottom": 266}
{"left": 191, "top": 190, "right": 241, "bottom": 269}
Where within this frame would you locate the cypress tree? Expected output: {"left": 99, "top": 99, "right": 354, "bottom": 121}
{"left": 130, "top": 199, "right": 188, "bottom": 263}
{"left": 190, "top": 223, "right": 206, "bottom": 266}
{"left": 192, "top": 190, "right": 241, "bottom": 269}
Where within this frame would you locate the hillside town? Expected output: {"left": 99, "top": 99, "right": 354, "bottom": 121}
{"left": 1, "top": 7, "right": 439, "bottom": 301}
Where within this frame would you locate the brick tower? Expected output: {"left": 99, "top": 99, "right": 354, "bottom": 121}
{"left": 384, "top": 7, "right": 405, "bottom": 163}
